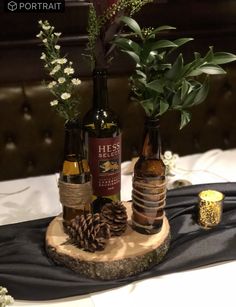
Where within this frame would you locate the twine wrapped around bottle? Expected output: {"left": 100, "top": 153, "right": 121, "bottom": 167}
{"left": 132, "top": 175, "right": 166, "bottom": 234}
{"left": 59, "top": 180, "right": 92, "bottom": 209}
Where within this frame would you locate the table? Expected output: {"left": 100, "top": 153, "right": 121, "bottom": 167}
{"left": 1, "top": 148, "right": 236, "bottom": 307}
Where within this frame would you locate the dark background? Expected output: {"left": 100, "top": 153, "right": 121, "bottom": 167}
{"left": 1, "top": 0, "right": 236, "bottom": 180}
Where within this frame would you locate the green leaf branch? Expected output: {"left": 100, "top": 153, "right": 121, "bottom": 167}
{"left": 37, "top": 20, "right": 82, "bottom": 121}
{"left": 86, "top": 0, "right": 154, "bottom": 69}
{"left": 114, "top": 16, "right": 236, "bottom": 129}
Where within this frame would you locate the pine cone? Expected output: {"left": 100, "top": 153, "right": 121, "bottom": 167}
{"left": 65, "top": 213, "right": 111, "bottom": 253}
{"left": 101, "top": 202, "right": 128, "bottom": 236}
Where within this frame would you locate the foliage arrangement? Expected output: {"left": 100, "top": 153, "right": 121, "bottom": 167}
{"left": 86, "top": 0, "right": 154, "bottom": 69}
{"left": 37, "top": 20, "right": 82, "bottom": 121}
{"left": 114, "top": 17, "right": 236, "bottom": 128}
{"left": 0, "top": 287, "right": 14, "bottom": 307}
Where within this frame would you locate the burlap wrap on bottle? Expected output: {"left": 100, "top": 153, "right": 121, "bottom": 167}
{"left": 59, "top": 180, "right": 92, "bottom": 209}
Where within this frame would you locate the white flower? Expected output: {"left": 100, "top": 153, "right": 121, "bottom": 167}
{"left": 42, "top": 38, "right": 47, "bottom": 44}
{"left": 47, "top": 81, "right": 57, "bottom": 88}
{"left": 57, "top": 58, "right": 67, "bottom": 64}
{"left": 162, "top": 151, "right": 179, "bottom": 176}
{"left": 54, "top": 32, "right": 61, "bottom": 37}
{"left": 172, "top": 154, "right": 179, "bottom": 161}
{"left": 44, "top": 64, "right": 48, "bottom": 68}
{"left": 72, "top": 78, "right": 81, "bottom": 85}
{"left": 0, "top": 287, "right": 7, "bottom": 295}
{"left": 69, "top": 61, "right": 73, "bottom": 65}
{"left": 58, "top": 77, "right": 66, "bottom": 84}
{"left": 162, "top": 159, "right": 169, "bottom": 166}
{"left": 50, "top": 100, "right": 58, "bottom": 106}
{"left": 54, "top": 64, "right": 61, "bottom": 72}
{"left": 51, "top": 59, "right": 57, "bottom": 64}
{"left": 0, "top": 286, "right": 14, "bottom": 306}
{"left": 42, "top": 24, "right": 51, "bottom": 31}
{"left": 64, "top": 67, "right": 74, "bottom": 75}
{"left": 36, "top": 31, "right": 43, "bottom": 38}
{"left": 61, "top": 93, "right": 71, "bottom": 100}
{"left": 169, "top": 160, "right": 176, "bottom": 167}
{"left": 55, "top": 45, "right": 60, "bottom": 50}
{"left": 38, "top": 20, "right": 43, "bottom": 25}
{"left": 40, "top": 53, "right": 46, "bottom": 60}
{"left": 164, "top": 150, "right": 173, "bottom": 160}
{"left": 5, "top": 295, "right": 14, "bottom": 305}
{"left": 49, "top": 64, "right": 61, "bottom": 75}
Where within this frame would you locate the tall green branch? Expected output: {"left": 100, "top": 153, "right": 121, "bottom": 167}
{"left": 114, "top": 16, "right": 236, "bottom": 129}
{"left": 86, "top": 0, "right": 154, "bottom": 69}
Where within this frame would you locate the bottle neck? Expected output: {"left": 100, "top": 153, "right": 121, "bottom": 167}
{"left": 92, "top": 68, "right": 109, "bottom": 110}
{"left": 64, "top": 119, "right": 84, "bottom": 161}
{"left": 141, "top": 117, "right": 162, "bottom": 159}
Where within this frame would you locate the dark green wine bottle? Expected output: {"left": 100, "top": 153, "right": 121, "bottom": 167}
{"left": 83, "top": 69, "right": 121, "bottom": 213}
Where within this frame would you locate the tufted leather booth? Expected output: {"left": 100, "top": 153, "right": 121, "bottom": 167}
{"left": 1, "top": 0, "right": 236, "bottom": 180}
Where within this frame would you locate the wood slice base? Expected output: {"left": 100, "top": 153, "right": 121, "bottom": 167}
{"left": 46, "top": 202, "right": 170, "bottom": 280}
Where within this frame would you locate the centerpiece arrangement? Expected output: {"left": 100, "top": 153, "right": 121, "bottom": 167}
{"left": 37, "top": 1, "right": 236, "bottom": 280}
{"left": 37, "top": 20, "right": 93, "bottom": 223}
{"left": 113, "top": 16, "right": 236, "bottom": 234}
{"left": 83, "top": 0, "right": 155, "bottom": 213}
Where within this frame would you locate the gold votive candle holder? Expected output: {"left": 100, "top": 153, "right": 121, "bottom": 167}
{"left": 198, "top": 190, "right": 224, "bottom": 228}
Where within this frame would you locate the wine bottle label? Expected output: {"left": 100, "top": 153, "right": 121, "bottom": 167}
{"left": 88, "top": 135, "right": 121, "bottom": 196}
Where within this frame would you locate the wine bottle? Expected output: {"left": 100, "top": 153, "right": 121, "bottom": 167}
{"left": 132, "top": 116, "right": 166, "bottom": 234}
{"left": 83, "top": 69, "right": 121, "bottom": 213}
{"left": 59, "top": 118, "right": 92, "bottom": 222}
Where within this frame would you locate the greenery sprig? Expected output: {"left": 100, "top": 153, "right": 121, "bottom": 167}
{"left": 114, "top": 17, "right": 236, "bottom": 128}
{"left": 37, "top": 20, "right": 82, "bottom": 121}
{"left": 86, "top": 0, "right": 154, "bottom": 69}
{"left": 0, "top": 287, "right": 14, "bottom": 307}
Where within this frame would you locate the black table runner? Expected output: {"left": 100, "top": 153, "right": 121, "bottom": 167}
{"left": 0, "top": 182, "right": 236, "bottom": 300}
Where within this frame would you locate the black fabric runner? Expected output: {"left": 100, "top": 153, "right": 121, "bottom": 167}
{"left": 0, "top": 182, "right": 236, "bottom": 300}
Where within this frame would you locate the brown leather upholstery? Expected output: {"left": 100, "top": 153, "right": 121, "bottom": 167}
{"left": 1, "top": 0, "right": 236, "bottom": 180}
{"left": 0, "top": 78, "right": 137, "bottom": 180}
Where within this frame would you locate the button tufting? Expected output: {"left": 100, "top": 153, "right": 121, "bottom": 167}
{"left": 223, "top": 81, "right": 232, "bottom": 92}
{"left": 44, "top": 131, "right": 52, "bottom": 145}
{"left": 223, "top": 81, "right": 233, "bottom": 100}
{"left": 206, "top": 110, "right": 218, "bottom": 126}
{"left": 27, "top": 160, "right": 35, "bottom": 172}
{"left": 207, "top": 115, "right": 218, "bottom": 126}
{"left": 22, "top": 104, "right": 32, "bottom": 120}
{"left": 193, "top": 136, "right": 200, "bottom": 150}
{"left": 5, "top": 136, "right": 16, "bottom": 150}
{"left": 223, "top": 90, "right": 232, "bottom": 100}
{"left": 223, "top": 132, "right": 230, "bottom": 147}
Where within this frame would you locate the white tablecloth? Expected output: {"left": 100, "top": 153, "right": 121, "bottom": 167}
{"left": 1, "top": 148, "right": 236, "bottom": 307}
